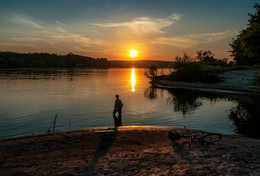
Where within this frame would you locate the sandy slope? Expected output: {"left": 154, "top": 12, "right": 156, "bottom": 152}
{"left": 158, "top": 69, "right": 260, "bottom": 94}
{"left": 0, "top": 126, "right": 259, "bottom": 176}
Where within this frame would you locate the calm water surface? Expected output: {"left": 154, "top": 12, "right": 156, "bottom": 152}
{"left": 0, "top": 68, "right": 259, "bottom": 138}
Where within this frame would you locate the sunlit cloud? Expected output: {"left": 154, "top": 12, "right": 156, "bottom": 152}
{"left": 13, "top": 14, "right": 45, "bottom": 29}
{"left": 152, "top": 37, "right": 198, "bottom": 48}
{"left": 92, "top": 13, "right": 181, "bottom": 35}
{"left": 152, "top": 30, "right": 237, "bottom": 48}
{"left": 10, "top": 37, "right": 42, "bottom": 42}
{"left": 39, "top": 27, "right": 99, "bottom": 47}
{"left": 0, "top": 11, "right": 236, "bottom": 59}
{"left": 1, "top": 15, "right": 103, "bottom": 53}
{"left": 198, "top": 30, "right": 237, "bottom": 43}
{"left": 168, "top": 13, "right": 181, "bottom": 21}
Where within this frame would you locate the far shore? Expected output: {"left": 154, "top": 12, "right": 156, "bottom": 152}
{"left": 0, "top": 126, "right": 260, "bottom": 175}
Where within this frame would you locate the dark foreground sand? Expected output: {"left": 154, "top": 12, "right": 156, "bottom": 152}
{"left": 0, "top": 126, "right": 260, "bottom": 176}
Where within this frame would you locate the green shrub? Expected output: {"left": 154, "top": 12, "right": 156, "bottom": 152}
{"left": 169, "top": 62, "right": 203, "bottom": 82}
{"left": 169, "top": 62, "right": 221, "bottom": 83}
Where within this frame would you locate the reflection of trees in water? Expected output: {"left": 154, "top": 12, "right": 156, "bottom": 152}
{"left": 228, "top": 101, "right": 260, "bottom": 139}
{"left": 144, "top": 86, "right": 260, "bottom": 138}
{"left": 167, "top": 89, "right": 203, "bottom": 115}
{"left": 144, "top": 87, "right": 204, "bottom": 115}
{"left": 144, "top": 87, "right": 165, "bottom": 100}
{"left": 167, "top": 89, "right": 260, "bottom": 138}
{"left": 0, "top": 69, "right": 107, "bottom": 81}
{"left": 144, "top": 87, "right": 158, "bottom": 100}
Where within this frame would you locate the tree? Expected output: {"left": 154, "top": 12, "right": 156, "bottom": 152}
{"left": 172, "top": 52, "right": 193, "bottom": 70}
{"left": 144, "top": 65, "right": 158, "bottom": 82}
{"left": 230, "top": 3, "right": 260, "bottom": 65}
{"left": 196, "top": 50, "right": 215, "bottom": 62}
{"left": 169, "top": 52, "right": 222, "bottom": 83}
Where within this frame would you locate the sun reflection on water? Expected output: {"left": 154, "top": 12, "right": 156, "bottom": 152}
{"left": 131, "top": 68, "right": 136, "bottom": 92}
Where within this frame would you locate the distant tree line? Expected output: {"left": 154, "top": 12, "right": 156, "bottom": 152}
{"left": 109, "top": 60, "right": 173, "bottom": 68}
{"left": 0, "top": 52, "right": 110, "bottom": 68}
{"left": 0, "top": 52, "right": 174, "bottom": 68}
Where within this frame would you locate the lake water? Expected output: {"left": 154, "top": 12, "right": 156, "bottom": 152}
{"left": 0, "top": 68, "right": 259, "bottom": 139}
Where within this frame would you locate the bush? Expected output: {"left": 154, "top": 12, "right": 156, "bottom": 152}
{"left": 173, "top": 53, "right": 193, "bottom": 70}
{"left": 169, "top": 62, "right": 203, "bottom": 82}
{"left": 169, "top": 62, "right": 221, "bottom": 83}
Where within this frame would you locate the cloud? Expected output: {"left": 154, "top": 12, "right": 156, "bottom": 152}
{"left": 55, "top": 21, "right": 64, "bottom": 25}
{"left": 13, "top": 14, "right": 45, "bottom": 29}
{"left": 39, "top": 27, "right": 97, "bottom": 46}
{"left": 152, "top": 37, "right": 198, "bottom": 48}
{"left": 197, "top": 30, "right": 237, "bottom": 43}
{"left": 92, "top": 13, "right": 181, "bottom": 35}
{"left": 168, "top": 13, "right": 181, "bottom": 21}
{"left": 10, "top": 37, "right": 42, "bottom": 42}
{"left": 3, "top": 15, "right": 102, "bottom": 52}
{"left": 152, "top": 30, "right": 237, "bottom": 48}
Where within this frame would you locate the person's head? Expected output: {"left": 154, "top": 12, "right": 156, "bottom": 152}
{"left": 115, "top": 95, "right": 119, "bottom": 99}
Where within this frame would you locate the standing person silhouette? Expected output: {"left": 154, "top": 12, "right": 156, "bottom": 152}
{"left": 113, "top": 95, "right": 123, "bottom": 126}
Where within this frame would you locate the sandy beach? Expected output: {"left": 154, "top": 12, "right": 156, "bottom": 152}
{"left": 157, "top": 69, "right": 260, "bottom": 94}
{"left": 0, "top": 126, "right": 259, "bottom": 175}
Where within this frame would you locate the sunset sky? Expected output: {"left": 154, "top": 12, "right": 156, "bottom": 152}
{"left": 0, "top": 0, "right": 257, "bottom": 61}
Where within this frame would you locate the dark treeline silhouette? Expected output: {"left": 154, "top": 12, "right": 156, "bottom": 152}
{"left": 109, "top": 60, "right": 174, "bottom": 68}
{"left": 0, "top": 52, "right": 110, "bottom": 68}
{"left": 0, "top": 51, "right": 173, "bottom": 68}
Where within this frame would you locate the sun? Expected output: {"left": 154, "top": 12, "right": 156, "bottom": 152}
{"left": 129, "top": 50, "right": 138, "bottom": 57}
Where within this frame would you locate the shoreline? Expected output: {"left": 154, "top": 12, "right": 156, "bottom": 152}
{"left": 1, "top": 126, "right": 260, "bottom": 175}
{"left": 156, "top": 80, "right": 260, "bottom": 95}
{"left": 0, "top": 125, "right": 232, "bottom": 142}
{"left": 157, "top": 69, "right": 260, "bottom": 95}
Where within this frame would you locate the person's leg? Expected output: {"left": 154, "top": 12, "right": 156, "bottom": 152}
{"left": 113, "top": 110, "right": 118, "bottom": 126}
{"left": 113, "top": 110, "right": 117, "bottom": 118}
{"left": 118, "top": 109, "right": 122, "bottom": 126}
{"left": 118, "top": 109, "right": 122, "bottom": 118}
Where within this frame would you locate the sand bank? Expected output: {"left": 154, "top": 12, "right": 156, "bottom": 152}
{"left": 0, "top": 126, "right": 259, "bottom": 175}
{"left": 157, "top": 69, "right": 260, "bottom": 94}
